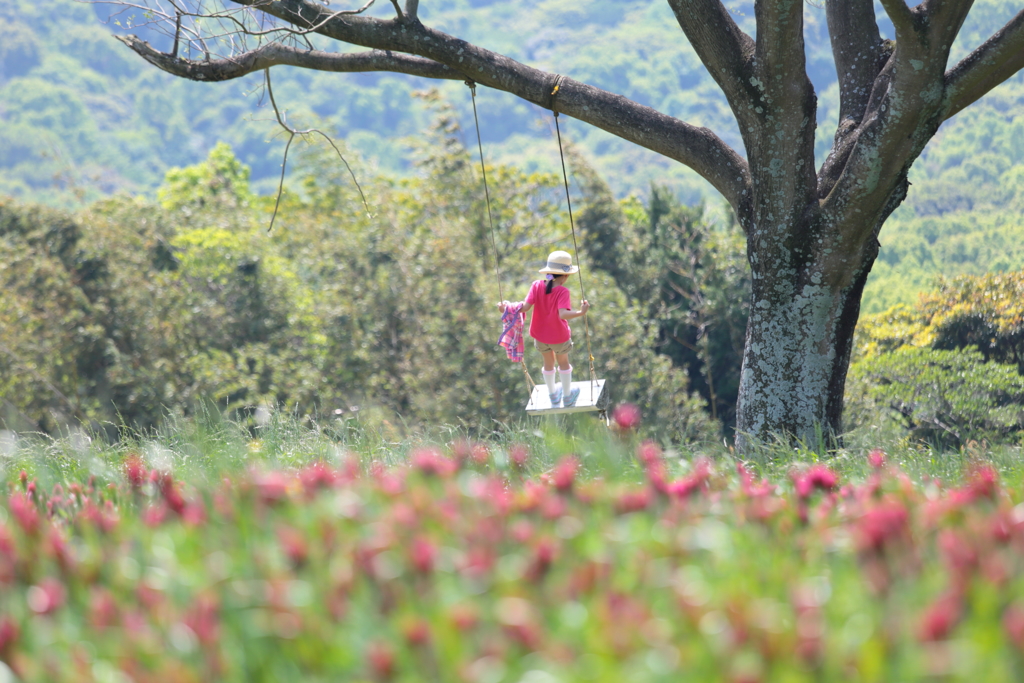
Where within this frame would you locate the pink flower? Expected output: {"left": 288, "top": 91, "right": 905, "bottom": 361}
{"left": 124, "top": 454, "right": 147, "bottom": 490}
{"left": 182, "top": 500, "right": 206, "bottom": 527}
{"left": 510, "top": 520, "right": 534, "bottom": 543}
{"left": 967, "top": 464, "right": 999, "bottom": 501}
{"left": 8, "top": 492, "right": 39, "bottom": 535}
{"left": 367, "top": 641, "right": 396, "bottom": 680}
{"left": 409, "top": 536, "right": 436, "bottom": 575}
{"left": 1003, "top": 603, "right": 1024, "bottom": 649}
{"left": 919, "top": 593, "right": 960, "bottom": 641}
{"left": 612, "top": 403, "right": 641, "bottom": 430}
{"left": 27, "top": 577, "right": 66, "bottom": 615}
{"left": 551, "top": 456, "right": 579, "bottom": 493}
{"left": 668, "top": 458, "right": 712, "bottom": 499}
{"left": 410, "top": 448, "right": 457, "bottom": 477}
{"left": 184, "top": 594, "right": 220, "bottom": 646}
{"left": 142, "top": 503, "right": 169, "bottom": 527}
{"left": 509, "top": 444, "right": 529, "bottom": 469}
{"left": 737, "top": 462, "right": 774, "bottom": 497}
{"left": 0, "top": 616, "right": 19, "bottom": 655}
{"left": 867, "top": 449, "right": 886, "bottom": 469}
{"left": 793, "top": 465, "right": 838, "bottom": 498}
{"left": 470, "top": 443, "right": 490, "bottom": 465}
{"left": 636, "top": 440, "right": 662, "bottom": 466}
{"left": 615, "top": 488, "right": 652, "bottom": 514}
{"left": 646, "top": 461, "right": 670, "bottom": 495}
{"left": 89, "top": 588, "right": 120, "bottom": 629}
{"left": 448, "top": 604, "right": 478, "bottom": 631}
{"left": 855, "top": 499, "right": 909, "bottom": 552}
{"left": 47, "top": 529, "right": 74, "bottom": 572}
{"left": 299, "top": 462, "right": 338, "bottom": 494}
{"left": 156, "top": 472, "right": 187, "bottom": 515}
{"left": 253, "top": 470, "right": 291, "bottom": 505}
{"left": 278, "top": 526, "right": 309, "bottom": 568}
{"left": 402, "top": 618, "right": 431, "bottom": 646}
{"left": 527, "top": 537, "right": 557, "bottom": 580}
{"left": 939, "top": 530, "right": 978, "bottom": 583}
{"left": 80, "top": 499, "right": 120, "bottom": 533}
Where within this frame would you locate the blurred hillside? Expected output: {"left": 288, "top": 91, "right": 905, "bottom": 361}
{"left": 0, "top": 0, "right": 1023, "bottom": 310}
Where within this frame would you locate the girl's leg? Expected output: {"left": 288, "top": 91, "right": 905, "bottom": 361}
{"left": 540, "top": 349, "right": 559, "bottom": 396}
{"left": 556, "top": 353, "right": 573, "bottom": 394}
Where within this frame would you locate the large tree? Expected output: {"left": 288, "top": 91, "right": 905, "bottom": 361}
{"left": 112, "top": 0, "right": 1024, "bottom": 449}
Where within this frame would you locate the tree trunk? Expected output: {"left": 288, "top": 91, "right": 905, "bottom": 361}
{"left": 734, "top": 218, "right": 883, "bottom": 451}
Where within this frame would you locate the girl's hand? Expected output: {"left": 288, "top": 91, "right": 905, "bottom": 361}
{"left": 580, "top": 300, "right": 591, "bottom": 314}
{"left": 496, "top": 300, "right": 509, "bottom": 309}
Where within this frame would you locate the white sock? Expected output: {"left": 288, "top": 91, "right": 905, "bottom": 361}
{"left": 542, "top": 368, "right": 557, "bottom": 393}
{"left": 560, "top": 366, "right": 573, "bottom": 394}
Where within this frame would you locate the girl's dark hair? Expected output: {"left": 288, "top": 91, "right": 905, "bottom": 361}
{"left": 545, "top": 274, "right": 565, "bottom": 294}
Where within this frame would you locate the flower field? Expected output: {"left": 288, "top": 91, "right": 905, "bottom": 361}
{"left": 1, "top": 420, "right": 1024, "bottom": 682}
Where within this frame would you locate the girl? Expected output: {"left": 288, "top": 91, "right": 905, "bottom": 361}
{"left": 500, "top": 250, "right": 590, "bottom": 406}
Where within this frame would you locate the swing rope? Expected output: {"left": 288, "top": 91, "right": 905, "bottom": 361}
{"left": 467, "top": 80, "right": 535, "bottom": 392}
{"left": 553, "top": 110, "right": 598, "bottom": 391}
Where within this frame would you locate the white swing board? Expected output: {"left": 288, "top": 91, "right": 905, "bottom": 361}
{"left": 526, "top": 380, "right": 607, "bottom": 416}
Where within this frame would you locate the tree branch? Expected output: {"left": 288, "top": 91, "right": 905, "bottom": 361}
{"left": 818, "top": 0, "right": 888, "bottom": 199}
{"left": 749, "top": 0, "right": 818, "bottom": 224}
{"left": 944, "top": 8, "right": 1024, "bottom": 119}
{"left": 825, "top": 0, "right": 884, "bottom": 125}
{"left": 877, "top": 0, "right": 917, "bottom": 41}
{"left": 665, "top": 0, "right": 756, "bottom": 130}
{"left": 404, "top": 0, "right": 417, "bottom": 21}
{"left": 176, "top": 0, "right": 753, "bottom": 222}
{"left": 116, "top": 35, "right": 462, "bottom": 81}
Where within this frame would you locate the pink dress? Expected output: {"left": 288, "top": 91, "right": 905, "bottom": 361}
{"left": 525, "top": 280, "right": 571, "bottom": 344}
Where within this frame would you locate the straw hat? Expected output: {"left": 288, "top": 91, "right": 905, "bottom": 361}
{"left": 538, "top": 250, "right": 579, "bottom": 275}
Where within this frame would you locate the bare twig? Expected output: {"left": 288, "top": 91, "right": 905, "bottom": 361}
{"left": 264, "top": 69, "right": 370, "bottom": 233}
{"left": 172, "top": 11, "right": 182, "bottom": 56}
{"left": 388, "top": 0, "right": 403, "bottom": 20}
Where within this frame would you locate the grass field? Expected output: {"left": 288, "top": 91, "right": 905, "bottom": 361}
{"left": 1, "top": 410, "right": 1023, "bottom": 682}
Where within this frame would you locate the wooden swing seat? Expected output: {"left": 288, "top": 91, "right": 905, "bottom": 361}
{"left": 525, "top": 379, "right": 608, "bottom": 416}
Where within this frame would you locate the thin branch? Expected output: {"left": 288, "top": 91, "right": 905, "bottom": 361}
{"left": 118, "top": 36, "right": 462, "bottom": 81}
{"left": 945, "top": 8, "right": 1024, "bottom": 119}
{"left": 388, "top": 0, "right": 403, "bottom": 20}
{"left": 172, "top": 11, "right": 182, "bottom": 56}
{"left": 404, "top": 0, "right": 417, "bottom": 20}
{"left": 264, "top": 69, "right": 370, "bottom": 233}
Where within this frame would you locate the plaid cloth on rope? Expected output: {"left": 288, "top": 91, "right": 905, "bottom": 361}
{"left": 498, "top": 301, "right": 526, "bottom": 362}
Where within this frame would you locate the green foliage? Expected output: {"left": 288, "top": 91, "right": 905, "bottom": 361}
{"left": 853, "top": 347, "right": 1024, "bottom": 447}
{"left": 0, "top": 135, "right": 718, "bottom": 443}
{"left": 850, "top": 271, "right": 1024, "bottom": 447}
{"left": 158, "top": 142, "right": 254, "bottom": 211}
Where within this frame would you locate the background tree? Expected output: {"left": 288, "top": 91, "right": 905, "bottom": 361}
{"left": 110, "top": 0, "right": 1024, "bottom": 449}
{"left": 848, "top": 270, "right": 1024, "bottom": 447}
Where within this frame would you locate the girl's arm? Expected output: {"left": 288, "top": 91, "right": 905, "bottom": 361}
{"left": 496, "top": 301, "right": 533, "bottom": 314}
{"left": 558, "top": 300, "right": 590, "bottom": 320}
